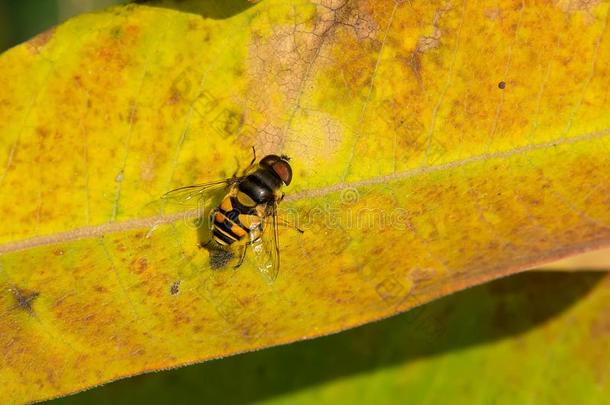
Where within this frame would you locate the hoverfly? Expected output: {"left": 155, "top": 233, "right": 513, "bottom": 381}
{"left": 161, "top": 148, "right": 302, "bottom": 282}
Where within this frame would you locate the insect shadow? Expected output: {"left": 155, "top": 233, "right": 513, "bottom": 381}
{"left": 195, "top": 212, "right": 237, "bottom": 271}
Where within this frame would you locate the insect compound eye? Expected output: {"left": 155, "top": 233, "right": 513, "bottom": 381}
{"left": 272, "top": 160, "right": 292, "bottom": 185}
{"left": 260, "top": 154, "right": 293, "bottom": 185}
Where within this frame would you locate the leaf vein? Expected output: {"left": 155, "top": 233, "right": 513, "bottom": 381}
{"left": 0, "top": 126, "right": 609, "bottom": 254}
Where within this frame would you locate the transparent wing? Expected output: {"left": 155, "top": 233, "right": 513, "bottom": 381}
{"left": 161, "top": 177, "right": 244, "bottom": 207}
{"left": 250, "top": 203, "right": 280, "bottom": 284}
{"left": 144, "top": 176, "right": 244, "bottom": 238}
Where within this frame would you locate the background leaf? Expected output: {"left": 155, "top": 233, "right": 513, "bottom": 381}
{"left": 0, "top": 0, "right": 609, "bottom": 402}
{"left": 541, "top": 247, "right": 610, "bottom": 271}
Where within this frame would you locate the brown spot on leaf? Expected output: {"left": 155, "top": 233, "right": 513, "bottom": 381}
{"left": 555, "top": 0, "right": 602, "bottom": 13}
{"left": 73, "top": 75, "right": 83, "bottom": 87}
{"left": 36, "top": 126, "right": 50, "bottom": 139}
{"left": 27, "top": 27, "right": 56, "bottom": 54}
{"left": 168, "top": 88, "right": 181, "bottom": 105}
{"left": 485, "top": 7, "right": 502, "bottom": 20}
{"left": 133, "top": 257, "right": 148, "bottom": 274}
{"left": 246, "top": 0, "right": 380, "bottom": 153}
{"left": 94, "top": 285, "right": 108, "bottom": 293}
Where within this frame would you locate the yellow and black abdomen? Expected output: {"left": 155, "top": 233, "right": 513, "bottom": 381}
{"left": 211, "top": 192, "right": 262, "bottom": 246}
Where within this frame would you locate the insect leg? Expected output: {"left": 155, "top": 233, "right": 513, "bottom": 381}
{"left": 275, "top": 217, "right": 305, "bottom": 233}
{"left": 145, "top": 221, "right": 160, "bottom": 239}
{"left": 240, "top": 146, "right": 257, "bottom": 175}
{"left": 249, "top": 146, "right": 257, "bottom": 165}
{"left": 208, "top": 207, "right": 219, "bottom": 229}
{"left": 234, "top": 245, "right": 247, "bottom": 269}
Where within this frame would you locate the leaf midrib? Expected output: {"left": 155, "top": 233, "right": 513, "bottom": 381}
{"left": 1, "top": 126, "right": 609, "bottom": 255}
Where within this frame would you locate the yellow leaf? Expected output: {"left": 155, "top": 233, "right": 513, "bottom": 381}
{"left": 0, "top": 1, "right": 609, "bottom": 402}
{"left": 46, "top": 271, "right": 610, "bottom": 403}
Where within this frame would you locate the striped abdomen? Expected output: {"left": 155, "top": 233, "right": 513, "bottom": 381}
{"left": 212, "top": 192, "right": 263, "bottom": 246}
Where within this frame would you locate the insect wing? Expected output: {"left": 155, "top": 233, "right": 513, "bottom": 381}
{"left": 162, "top": 178, "right": 242, "bottom": 206}
{"left": 144, "top": 178, "right": 242, "bottom": 237}
{"left": 251, "top": 203, "right": 280, "bottom": 283}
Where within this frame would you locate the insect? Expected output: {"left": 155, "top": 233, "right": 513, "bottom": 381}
{"left": 161, "top": 148, "right": 302, "bottom": 282}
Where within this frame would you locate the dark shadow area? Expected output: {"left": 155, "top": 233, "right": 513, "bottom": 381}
{"left": 51, "top": 271, "right": 606, "bottom": 405}
{"left": 0, "top": 0, "right": 254, "bottom": 53}
{"left": 0, "top": 0, "right": 59, "bottom": 51}
{"left": 133, "top": 0, "right": 255, "bottom": 20}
